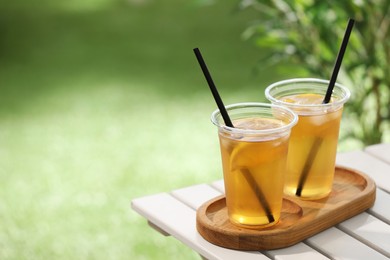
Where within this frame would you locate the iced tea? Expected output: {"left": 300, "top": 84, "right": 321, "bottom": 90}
{"left": 211, "top": 103, "right": 297, "bottom": 228}
{"left": 281, "top": 94, "right": 343, "bottom": 198}
{"left": 265, "top": 79, "right": 350, "bottom": 200}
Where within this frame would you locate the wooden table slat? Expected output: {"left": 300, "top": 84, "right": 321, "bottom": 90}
{"left": 170, "top": 184, "right": 221, "bottom": 210}
{"left": 365, "top": 143, "right": 390, "bottom": 164}
{"left": 306, "top": 227, "right": 388, "bottom": 259}
{"left": 211, "top": 180, "right": 225, "bottom": 193}
{"left": 368, "top": 188, "right": 390, "bottom": 225}
{"left": 337, "top": 212, "right": 390, "bottom": 257}
{"left": 265, "top": 243, "right": 330, "bottom": 260}
{"left": 131, "top": 193, "right": 269, "bottom": 260}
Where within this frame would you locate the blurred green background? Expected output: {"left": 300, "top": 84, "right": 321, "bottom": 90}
{"left": 0, "top": 0, "right": 332, "bottom": 259}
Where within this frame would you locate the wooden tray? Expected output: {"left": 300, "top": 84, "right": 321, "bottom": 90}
{"left": 196, "top": 166, "right": 376, "bottom": 250}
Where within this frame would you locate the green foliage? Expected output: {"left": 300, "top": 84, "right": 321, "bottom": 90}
{"left": 0, "top": 0, "right": 276, "bottom": 259}
{"left": 239, "top": 0, "right": 390, "bottom": 146}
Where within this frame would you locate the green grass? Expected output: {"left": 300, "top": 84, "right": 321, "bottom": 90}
{"left": 0, "top": 0, "right": 307, "bottom": 259}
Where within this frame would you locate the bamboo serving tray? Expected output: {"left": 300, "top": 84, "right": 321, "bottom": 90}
{"left": 196, "top": 166, "right": 376, "bottom": 250}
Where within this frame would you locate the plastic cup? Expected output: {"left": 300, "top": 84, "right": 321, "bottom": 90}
{"left": 265, "top": 78, "right": 350, "bottom": 200}
{"left": 211, "top": 103, "right": 298, "bottom": 228}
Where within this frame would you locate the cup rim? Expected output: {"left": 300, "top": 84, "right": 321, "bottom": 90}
{"left": 210, "top": 102, "right": 298, "bottom": 135}
{"left": 265, "top": 78, "right": 351, "bottom": 109}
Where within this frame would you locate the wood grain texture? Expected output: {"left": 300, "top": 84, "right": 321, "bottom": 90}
{"left": 196, "top": 166, "right": 376, "bottom": 250}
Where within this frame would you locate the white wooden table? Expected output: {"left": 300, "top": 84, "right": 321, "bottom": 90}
{"left": 131, "top": 143, "right": 390, "bottom": 260}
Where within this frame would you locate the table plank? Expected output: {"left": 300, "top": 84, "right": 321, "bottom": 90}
{"left": 265, "top": 243, "right": 329, "bottom": 260}
{"left": 211, "top": 180, "right": 225, "bottom": 193}
{"left": 306, "top": 227, "right": 388, "bottom": 259}
{"left": 337, "top": 212, "right": 390, "bottom": 257}
{"left": 365, "top": 143, "right": 390, "bottom": 164}
{"left": 368, "top": 188, "right": 390, "bottom": 225}
{"left": 336, "top": 150, "right": 390, "bottom": 192}
{"left": 170, "top": 184, "right": 221, "bottom": 209}
{"left": 131, "top": 193, "right": 268, "bottom": 260}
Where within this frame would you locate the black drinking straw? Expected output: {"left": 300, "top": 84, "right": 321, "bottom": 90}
{"left": 295, "top": 18, "right": 355, "bottom": 197}
{"left": 193, "top": 47, "right": 275, "bottom": 223}
{"left": 323, "top": 18, "right": 355, "bottom": 104}
{"left": 193, "top": 48, "right": 233, "bottom": 128}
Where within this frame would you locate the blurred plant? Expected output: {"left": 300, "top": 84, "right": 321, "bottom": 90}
{"left": 239, "top": 0, "right": 390, "bottom": 147}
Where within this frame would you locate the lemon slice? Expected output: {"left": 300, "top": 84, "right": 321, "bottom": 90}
{"left": 229, "top": 138, "right": 287, "bottom": 172}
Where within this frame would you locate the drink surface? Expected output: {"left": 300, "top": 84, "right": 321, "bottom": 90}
{"left": 281, "top": 94, "right": 343, "bottom": 199}
{"left": 233, "top": 117, "right": 285, "bottom": 131}
{"left": 281, "top": 93, "right": 325, "bottom": 105}
{"left": 219, "top": 117, "right": 289, "bottom": 227}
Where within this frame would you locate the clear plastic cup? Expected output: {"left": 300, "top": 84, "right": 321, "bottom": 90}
{"left": 211, "top": 102, "right": 298, "bottom": 228}
{"left": 265, "top": 78, "right": 350, "bottom": 199}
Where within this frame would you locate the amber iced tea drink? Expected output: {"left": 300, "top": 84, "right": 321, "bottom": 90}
{"left": 265, "top": 79, "right": 350, "bottom": 199}
{"left": 211, "top": 103, "right": 297, "bottom": 228}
